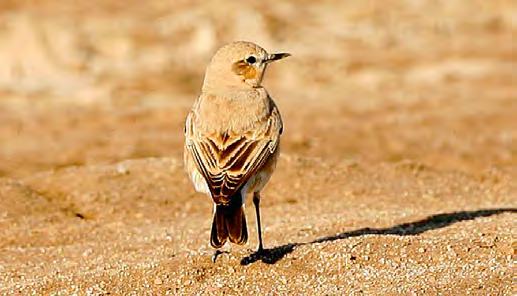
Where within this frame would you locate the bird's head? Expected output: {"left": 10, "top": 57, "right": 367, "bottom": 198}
{"left": 202, "top": 41, "right": 290, "bottom": 91}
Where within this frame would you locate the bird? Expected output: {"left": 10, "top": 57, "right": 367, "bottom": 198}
{"left": 183, "top": 41, "right": 289, "bottom": 261}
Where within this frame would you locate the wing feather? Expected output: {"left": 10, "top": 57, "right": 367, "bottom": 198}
{"left": 185, "top": 106, "right": 282, "bottom": 204}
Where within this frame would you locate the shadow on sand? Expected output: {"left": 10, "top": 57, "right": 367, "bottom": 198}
{"left": 240, "top": 208, "right": 516, "bottom": 265}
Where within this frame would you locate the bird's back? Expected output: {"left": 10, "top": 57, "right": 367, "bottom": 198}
{"left": 193, "top": 88, "right": 274, "bottom": 135}
{"left": 185, "top": 87, "right": 282, "bottom": 204}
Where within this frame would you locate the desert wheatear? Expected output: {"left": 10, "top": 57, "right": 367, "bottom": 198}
{"left": 184, "top": 41, "right": 289, "bottom": 260}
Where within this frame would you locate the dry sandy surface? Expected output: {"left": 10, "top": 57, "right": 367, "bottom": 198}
{"left": 0, "top": 1, "right": 516, "bottom": 295}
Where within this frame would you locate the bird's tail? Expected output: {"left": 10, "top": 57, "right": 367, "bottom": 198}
{"left": 210, "top": 194, "right": 248, "bottom": 248}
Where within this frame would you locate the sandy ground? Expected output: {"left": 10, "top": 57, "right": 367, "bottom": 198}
{"left": 0, "top": 1, "right": 516, "bottom": 295}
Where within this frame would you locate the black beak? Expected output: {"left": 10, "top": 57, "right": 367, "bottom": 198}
{"left": 266, "top": 53, "right": 291, "bottom": 63}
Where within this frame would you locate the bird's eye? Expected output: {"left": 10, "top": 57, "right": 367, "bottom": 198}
{"left": 245, "top": 56, "right": 257, "bottom": 64}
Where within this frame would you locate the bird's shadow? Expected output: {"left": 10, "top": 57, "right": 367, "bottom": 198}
{"left": 240, "top": 207, "right": 516, "bottom": 265}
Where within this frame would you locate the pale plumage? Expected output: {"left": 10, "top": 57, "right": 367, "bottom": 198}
{"left": 183, "top": 41, "right": 289, "bottom": 259}
{"left": 185, "top": 90, "right": 282, "bottom": 204}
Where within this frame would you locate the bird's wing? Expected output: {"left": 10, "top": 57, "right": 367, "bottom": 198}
{"left": 185, "top": 106, "right": 282, "bottom": 204}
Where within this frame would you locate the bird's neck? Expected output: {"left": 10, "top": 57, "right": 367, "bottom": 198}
{"left": 202, "top": 68, "right": 263, "bottom": 92}
{"left": 201, "top": 85, "right": 266, "bottom": 99}
{"left": 202, "top": 81, "right": 259, "bottom": 93}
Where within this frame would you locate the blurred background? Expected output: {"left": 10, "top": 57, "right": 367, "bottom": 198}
{"left": 0, "top": 0, "right": 514, "bottom": 177}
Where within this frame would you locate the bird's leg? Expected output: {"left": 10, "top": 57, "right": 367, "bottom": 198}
{"left": 253, "top": 192, "right": 264, "bottom": 253}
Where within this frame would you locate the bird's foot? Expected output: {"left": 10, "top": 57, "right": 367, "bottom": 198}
{"left": 211, "top": 249, "right": 228, "bottom": 263}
